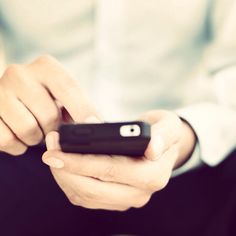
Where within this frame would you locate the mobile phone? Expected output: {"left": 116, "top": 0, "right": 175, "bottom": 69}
{"left": 59, "top": 121, "right": 151, "bottom": 157}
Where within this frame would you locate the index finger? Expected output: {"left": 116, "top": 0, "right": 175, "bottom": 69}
{"left": 29, "top": 55, "right": 99, "bottom": 122}
{"left": 42, "top": 146, "right": 177, "bottom": 192}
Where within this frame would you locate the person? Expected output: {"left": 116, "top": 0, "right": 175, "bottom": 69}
{"left": 0, "top": 0, "right": 235, "bottom": 235}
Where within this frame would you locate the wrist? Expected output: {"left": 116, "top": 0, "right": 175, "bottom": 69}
{"left": 174, "top": 119, "right": 197, "bottom": 169}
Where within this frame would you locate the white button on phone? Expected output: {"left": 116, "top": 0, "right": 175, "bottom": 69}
{"left": 119, "top": 125, "right": 141, "bottom": 137}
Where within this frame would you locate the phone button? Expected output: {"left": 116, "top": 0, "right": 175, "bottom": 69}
{"left": 120, "top": 125, "right": 141, "bottom": 137}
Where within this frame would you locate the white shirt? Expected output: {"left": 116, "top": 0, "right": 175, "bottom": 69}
{"left": 0, "top": 0, "right": 235, "bottom": 173}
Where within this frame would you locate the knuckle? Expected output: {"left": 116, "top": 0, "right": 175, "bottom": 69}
{"left": 0, "top": 131, "right": 28, "bottom": 155}
{"left": 4, "top": 64, "right": 23, "bottom": 78}
{"left": 141, "top": 172, "right": 168, "bottom": 192}
{"left": 24, "top": 122, "right": 39, "bottom": 136}
{"left": 9, "top": 146, "right": 28, "bottom": 156}
{"left": 155, "top": 177, "right": 169, "bottom": 191}
{"left": 35, "top": 55, "right": 56, "bottom": 65}
{"left": 0, "top": 132, "right": 16, "bottom": 148}
{"left": 115, "top": 206, "right": 130, "bottom": 212}
{"left": 41, "top": 109, "right": 60, "bottom": 131}
{"left": 161, "top": 110, "right": 174, "bottom": 117}
{"left": 137, "top": 171, "right": 158, "bottom": 192}
{"left": 133, "top": 195, "right": 151, "bottom": 209}
{"left": 145, "top": 178, "right": 160, "bottom": 192}
{"left": 18, "top": 121, "right": 43, "bottom": 144}
{"left": 68, "top": 194, "right": 97, "bottom": 209}
{"left": 68, "top": 194, "right": 81, "bottom": 206}
{"left": 153, "top": 110, "right": 170, "bottom": 119}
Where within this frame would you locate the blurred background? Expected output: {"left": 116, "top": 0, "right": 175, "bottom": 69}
{"left": 0, "top": 1, "right": 235, "bottom": 235}
{"left": 0, "top": 0, "right": 235, "bottom": 119}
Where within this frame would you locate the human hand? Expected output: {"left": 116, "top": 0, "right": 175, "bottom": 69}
{"left": 0, "top": 55, "right": 96, "bottom": 155}
{"left": 42, "top": 110, "right": 196, "bottom": 211}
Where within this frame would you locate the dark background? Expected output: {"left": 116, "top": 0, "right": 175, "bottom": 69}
{"left": 0, "top": 146, "right": 235, "bottom": 236}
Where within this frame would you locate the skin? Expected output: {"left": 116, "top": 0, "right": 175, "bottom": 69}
{"left": 0, "top": 55, "right": 97, "bottom": 155}
{"left": 0, "top": 55, "right": 196, "bottom": 211}
{"left": 42, "top": 111, "right": 196, "bottom": 211}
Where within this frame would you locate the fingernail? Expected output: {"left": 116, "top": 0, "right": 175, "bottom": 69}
{"left": 85, "top": 116, "right": 101, "bottom": 123}
{"left": 43, "top": 157, "right": 64, "bottom": 169}
{"left": 152, "top": 134, "right": 165, "bottom": 157}
{"left": 46, "top": 134, "right": 56, "bottom": 150}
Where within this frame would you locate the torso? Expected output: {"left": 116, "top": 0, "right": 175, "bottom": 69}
{"left": 0, "top": 0, "right": 212, "bottom": 119}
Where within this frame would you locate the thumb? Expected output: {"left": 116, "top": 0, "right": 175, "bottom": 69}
{"left": 42, "top": 131, "right": 64, "bottom": 169}
{"left": 45, "top": 131, "right": 61, "bottom": 151}
{"left": 139, "top": 111, "right": 181, "bottom": 161}
{"left": 143, "top": 115, "right": 181, "bottom": 161}
{"left": 144, "top": 126, "right": 165, "bottom": 161}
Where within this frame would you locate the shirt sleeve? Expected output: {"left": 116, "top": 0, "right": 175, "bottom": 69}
{"left": 172, "top": 0, "right": 236, "bottom": 176}
{"left": 172, "top": 143, "right": 202, "bottom": 177}
{"left": 176, "top": 101, "right": 236, "bottom": 167}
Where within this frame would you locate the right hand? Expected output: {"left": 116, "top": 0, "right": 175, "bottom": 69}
{"left": 0, "top": 55, "right": 97, "bottom": 156}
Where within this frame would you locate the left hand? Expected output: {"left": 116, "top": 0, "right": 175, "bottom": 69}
{"left": 42, "top": 110, "right": 196, "bottom": 211}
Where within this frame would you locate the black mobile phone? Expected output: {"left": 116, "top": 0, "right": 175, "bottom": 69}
{"left": 59, "top": 121, "right": 151, "bottom": 157}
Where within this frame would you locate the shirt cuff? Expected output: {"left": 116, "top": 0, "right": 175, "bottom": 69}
{"left": 176, "top": 103, "right": 236, "bottom": 167}
{"left": 172, "top": 143, "right": 203, "bottom": 177}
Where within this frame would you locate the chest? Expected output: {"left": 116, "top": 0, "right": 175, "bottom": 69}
{"left": 1, "top": 0, "right": 209, "bottom": 40}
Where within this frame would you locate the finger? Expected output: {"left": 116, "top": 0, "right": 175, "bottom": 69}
{"left": 42, "top": 151, "right": 143, "bottom": 184}
{"left": 45, "top": 131, "right": 61, "bottom": 151}
{"left": 42, "top": 146, "right": 176, "bottom": 191}
{"left": 143, "top": 113, "right": 182, "bottom": 161}
{"left": 29, "top": 56, "right": 99, "bottom": 122}
{"left": 51, "top": 171, "right": 129, "bottom": 211}
{"left": 138, "top": 109, "right": 168, "bottom": 124}
{"left": 16, "top": 81, "right": 61, "bottom": 135}
{"left": 51, "top": 169, "right": 150, "bottom": 210}
{"left": 48, "top": 77, "right": 98, "bottom": 122}
{"left": 84, "top": 116, "right": 102, "bottom": 123}
{"left": 43, "top": 131, "right": 64, "bottom": 168}
{"left": 0, "top": 96, "right": 43, "bottom": 146}
{"left": 0, "top": 119, "right": 27, "bottom": 155}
